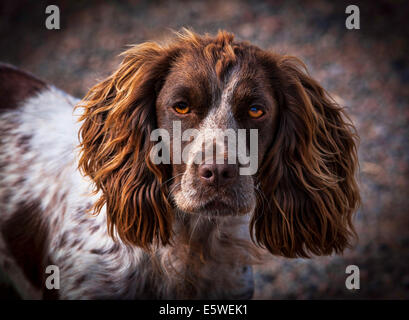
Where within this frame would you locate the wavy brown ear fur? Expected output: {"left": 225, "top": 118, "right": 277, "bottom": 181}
{"left": 77, "top": 43, "right": 180, "bottom": 249}
{"left": 252, "top": 53, "right": 360, "bottom": 258}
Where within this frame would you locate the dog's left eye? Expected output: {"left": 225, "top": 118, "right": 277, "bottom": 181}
{"left": 248, "top": 106, "right": 264, "bottom": 119}
{"left": 174, "top": 102, "right": 190, "bottom": 114}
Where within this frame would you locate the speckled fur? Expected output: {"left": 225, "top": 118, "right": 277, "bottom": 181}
{"left": 0, "top": 72, "right": 256, "bottom": 299}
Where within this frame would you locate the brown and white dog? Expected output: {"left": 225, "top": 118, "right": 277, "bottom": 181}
{"left": 0, "top": 30, "right": 360, "bottom": 299}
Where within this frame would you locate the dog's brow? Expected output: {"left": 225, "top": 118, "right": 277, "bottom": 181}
{"left": 169, "top": 85, "right": 193, "bottom": 101}
{"left": 232, "top": 77, "right": 271, "bottom": 108}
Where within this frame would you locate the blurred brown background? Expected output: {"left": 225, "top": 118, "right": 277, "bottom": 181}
{"left": 0, "top": 0, "right": 408, "bottom": 299}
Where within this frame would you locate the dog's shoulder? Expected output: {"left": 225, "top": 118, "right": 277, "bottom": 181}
{"left": 0, "top": 63, "right": 48, "bottom": 112}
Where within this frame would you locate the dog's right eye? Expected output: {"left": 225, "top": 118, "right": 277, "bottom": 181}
{"left": 173, "top": 102, "right": 190, "bottom": 114}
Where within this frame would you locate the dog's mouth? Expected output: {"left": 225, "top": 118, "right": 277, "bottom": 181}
{"left": 171, "top": 172, "right": 256, "bottom": 217}
{"left": 179, "top": 195, "right": 253, "bottom": 217}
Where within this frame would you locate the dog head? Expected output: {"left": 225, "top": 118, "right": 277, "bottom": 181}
{"left": 78, "top": 30, "right": 360, "bottom": 257}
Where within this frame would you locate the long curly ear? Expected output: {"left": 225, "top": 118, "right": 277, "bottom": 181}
{"left": 252, "top": 54, "right": 360, "bottom": 258}
{"left": 77, "top": 43, "right": 179, "bottom": 249}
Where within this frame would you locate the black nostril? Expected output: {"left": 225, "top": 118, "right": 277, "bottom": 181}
{"left": 198, "top": 163, "right": 238, "bottom": 187}
{"left": 218, "top": 164, "right": 238, "bottom": 186}
{"left": 221, "top": 168, "right": 232, "bottom": 179}
{"left": 198, "top": 164, "right": 216, "bottom": 184}
{"left": 202, "top": 169, "right": 213, "bottom": 179}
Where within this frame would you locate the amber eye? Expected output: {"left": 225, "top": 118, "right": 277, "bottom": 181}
{"left": 248, "top": 106, "right": 264, "bottom": 119}
{"left": 174, "top": 102, "right": 190, "bottom": 114}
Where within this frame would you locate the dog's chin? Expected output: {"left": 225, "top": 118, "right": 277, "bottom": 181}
{"left": 196, "top": 200, "right": 239, "bottom": 217}
{"left": 175, "top": 197, "right": 253, "bottom": 217}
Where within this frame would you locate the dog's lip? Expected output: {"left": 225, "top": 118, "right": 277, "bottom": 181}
{"left": 194, "top": 198, "right": 250, "bottom": 216}
{"left": 174, "top": 187, "right": 254, "bottom": 216}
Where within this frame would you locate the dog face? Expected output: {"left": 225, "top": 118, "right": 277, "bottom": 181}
{"left": 155, "top": 40, "right": 277, "bottom": 217}
{"left": 78, "top": 30, "right": 360, "bottom": 257}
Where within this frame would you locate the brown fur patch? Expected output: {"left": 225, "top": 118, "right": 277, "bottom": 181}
{"left": 1, "top": 201, "right": 50, "bottom": 291}
{"left": 0, "top": 63, "right": 46, "bottom": 112}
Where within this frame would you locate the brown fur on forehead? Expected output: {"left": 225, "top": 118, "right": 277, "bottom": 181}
{"left": 159, "top": 63, "right": 214, "bottom": 114}
{"left": 171, "top": 30, "right": 259, "bottom": 85}
{"left": 232, "top": 69, "right": 276, "bottom": 109}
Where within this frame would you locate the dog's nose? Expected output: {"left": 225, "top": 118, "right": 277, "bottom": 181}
{"left": 198, "top": 163, "right": 238, "bottom": 187}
